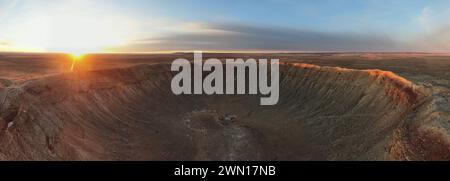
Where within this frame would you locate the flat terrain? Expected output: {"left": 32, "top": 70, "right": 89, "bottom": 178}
{"left": 0, "top": 52, "right": 449, "bottom": 160}
{"left": 1, "top": 52, "right": 450, "bottom": 87}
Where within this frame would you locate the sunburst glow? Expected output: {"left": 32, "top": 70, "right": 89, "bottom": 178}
{"left": 69, "top": 53, "right": 85, "bottom": 71}
{"left": 0, "top": 1, "right": 135, "bottom": 53}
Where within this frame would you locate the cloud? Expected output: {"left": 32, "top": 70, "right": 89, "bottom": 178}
{"left": 0, "top": 40, "right": 11, "bottom": 46}
{"left": 418, "top": 6, "right": 432, "bottom": 32}
{"left": 415, "top": 24, "right": 450, "bottom": 51}
{"left": 117, "top": 22, "right": 407, "bottom": 52}
{"left": 413, "top": 6, "right": 450, "bottom": 52}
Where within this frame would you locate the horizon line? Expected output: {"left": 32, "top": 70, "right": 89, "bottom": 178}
{"left": 2, "top": 50, "right": 450, "bottom": 55}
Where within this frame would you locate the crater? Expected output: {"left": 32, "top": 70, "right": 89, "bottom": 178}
{"left": 0, "top": 63, "right": 448, "bottom": 160}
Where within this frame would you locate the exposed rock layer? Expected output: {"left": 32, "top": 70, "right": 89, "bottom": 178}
{"left": 0, "top": 63, "right": 448, "bottom": 160}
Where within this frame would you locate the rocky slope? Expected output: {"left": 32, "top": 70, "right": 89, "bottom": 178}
{"left": 0, "top": 63, "right": 448, "bottom": 160}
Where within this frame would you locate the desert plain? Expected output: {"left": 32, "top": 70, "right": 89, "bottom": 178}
{"left": 0, "top": 52, "right": 449, "bottom": 160}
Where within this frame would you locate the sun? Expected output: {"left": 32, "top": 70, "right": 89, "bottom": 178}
{"left": 70, "top": 52, "right": 85, "bottom": 60}
{"left": 69, "top": 52, "right": 86, "bottom": 71}
{"left": 1, "top": 1, "right": 135, "bottom": 53}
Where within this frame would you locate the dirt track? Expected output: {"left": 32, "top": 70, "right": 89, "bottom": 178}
{"left": 0, "top": 55, "right": 448, "bottom": 160}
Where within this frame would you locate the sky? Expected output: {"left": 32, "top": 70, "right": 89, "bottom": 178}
{"left": 1, "top": 0, "right": 450, "bottom": 53}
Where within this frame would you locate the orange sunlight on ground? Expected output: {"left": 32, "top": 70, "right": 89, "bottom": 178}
{"left": 70, "top": 53, "right": 85, "bottom": 71}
